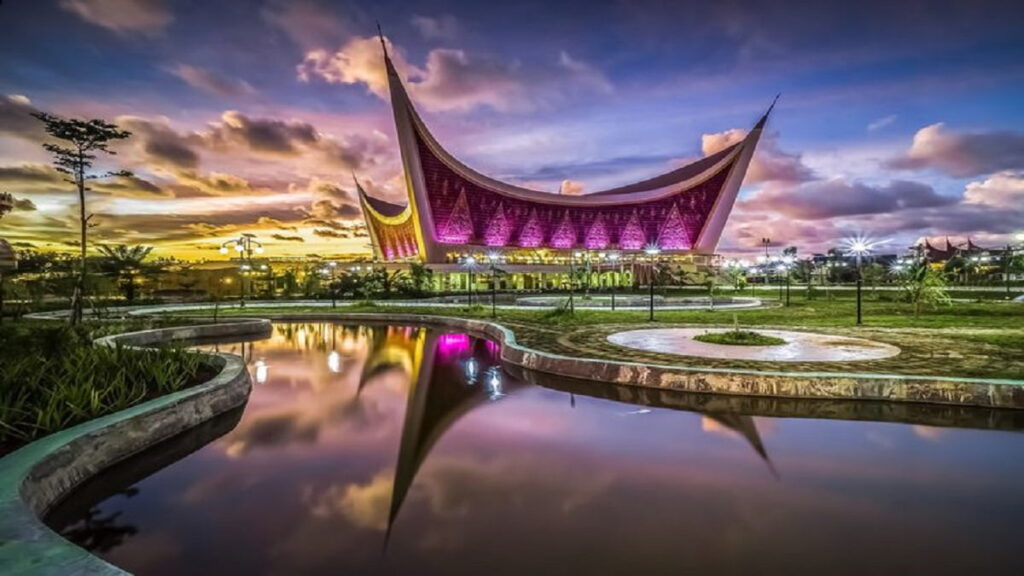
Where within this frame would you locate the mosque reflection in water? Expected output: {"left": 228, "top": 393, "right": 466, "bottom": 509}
{"left": 46, "top": 322, "right": 1024, "bottom": 576}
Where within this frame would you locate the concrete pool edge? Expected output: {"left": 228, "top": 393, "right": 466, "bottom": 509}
{"left": 0, "top": 319, "right": 270, "bottom": 576}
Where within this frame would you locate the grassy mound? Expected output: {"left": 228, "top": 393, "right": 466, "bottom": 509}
{"left": 693, "top": 330, "right": 786, "bottom": 346}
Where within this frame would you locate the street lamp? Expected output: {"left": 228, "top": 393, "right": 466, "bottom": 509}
{"left": 220, "top": 233, "right": 264, "bottom": 308}
{"left": 461, "top": 255, "right": 477, "bottom": 308}
{"left": 568, "top": 252, "right": 579, "bottom": 314}
{"left": 608, "top": 252, "right": 621, "bottom": 310}
{"left": 843, "top": 234, "right": 884, "bottom": 325}
{"left": 781, "top": 255, "right": 794, "bottom": 306}
{"left": 487, "top": 252, "right": 501, "bottom": 318}
{"left": 322, "top": 261, "right": 339, "bottom": 308}
{"left": 645, "top": 243, "right": 662, "bottom": 321}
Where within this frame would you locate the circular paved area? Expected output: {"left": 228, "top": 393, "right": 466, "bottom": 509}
{"left": 607, "top": 328, "right": 901, "bottom": 362}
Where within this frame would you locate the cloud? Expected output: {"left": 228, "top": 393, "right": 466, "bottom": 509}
{"left": 261, "top": 0, "right": 350, "bottom": 50}
{"left": 0, "top": 94, "right": 45, "bottom": 142}
{"left": 298, "top": 36, "right": 612, "bottom": 113}
{"left": 171, "top": 170, "right": 254, "bottom": 196}
{"left": 271, "top": 233, "right": 305, "bottom": 242}
{"left": 117, "top": 111, "right": 387, "bottom": 177}
{"left": 559, "top": 179, "right": 585, "bottom": 195}
{"left": 411, "top": 15, "right": 459, "bottom": 40}
{"left": 204, "top": 111, "right": 388, "bottom": 170}
{"left": 867, "top": 115, "right": 897, "bottom": 132}
{"left": 91, "top": 174, "right": 167, "bottom": 197}
{"left": 0, "top": 163, "right": 64, "bottom": 185}
{"left": 740, "top": 178, "right": 956, "bottom": 219}
{"left": 60, "top": 0, "right": 173, "bottom": 35}
{"left": 963, "top": 170, "right": 1024, "bottom": 209}
{"left": 302, "top": 198, "right": 361, "bottom": 222}
{"left": 169, "top": 64, "right": 255, "bottom": 98}
{"left": 312, "top": 228, "right": 348, "bottom": 238}
{"left": 887, "top": 123, "right": 1024, "bottom": 177}
{"left": 207, "top": 111, "right": 318, "bottom": 154}
{"left": 702, "top": 129, "right": 816, "bottom": 184}
{"left": 306, "top": 472, "right": 393, "bottom": 531}
{"left": 12, "top": 197, "right": 37, "bottom": 211}
{"left": 117, "top": 117, "right": 201, "bottom": 170}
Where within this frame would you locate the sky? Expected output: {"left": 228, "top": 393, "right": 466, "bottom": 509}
{"left": 0, "top": 0, "right": 1023, "bottom": 260}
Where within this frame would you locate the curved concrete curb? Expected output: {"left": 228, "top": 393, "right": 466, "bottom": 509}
{"left": 0, "top": 319, "right": 271, "bottom": 576}
{"left": 24, "top": 295, "right": 767, "bottom": 320}
{"left": 262, "top": 313, "right": 1024, "bottom": 410}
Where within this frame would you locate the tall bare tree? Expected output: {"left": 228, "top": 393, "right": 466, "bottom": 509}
{"left": 0, "top": 192, "right": 15, "bottom": 324}
{"left": 32, "top": 113, "right": 131, "bottom": 325}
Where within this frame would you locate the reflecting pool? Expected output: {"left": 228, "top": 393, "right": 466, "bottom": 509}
{"left": 48, "top": 323, "right": 1024, "bottom": 575}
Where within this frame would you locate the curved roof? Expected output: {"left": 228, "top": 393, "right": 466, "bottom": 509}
{"left": 385, "top": 50, "right": 760, "bottom": 208}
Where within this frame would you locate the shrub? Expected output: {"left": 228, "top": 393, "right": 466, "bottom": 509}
{"left": 693, "top": 330, "right": 786, "bottom": 346}
{"left": 0, "top": 323, "right": 207, "bottom": 450}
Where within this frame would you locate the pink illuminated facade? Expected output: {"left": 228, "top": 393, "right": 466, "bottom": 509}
{"left": 359, "top": 39, "right": 772, "bottom": 271}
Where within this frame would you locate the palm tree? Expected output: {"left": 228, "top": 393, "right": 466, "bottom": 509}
{"left": 897, "top": 262, "right": 951, "bottom": 316}
{"left": 97, "top": 244, "right": 153, "bottom": 303}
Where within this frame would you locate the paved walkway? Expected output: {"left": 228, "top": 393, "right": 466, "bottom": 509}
{"left": 26, "top": 296, "right": 765, "bottom": 319}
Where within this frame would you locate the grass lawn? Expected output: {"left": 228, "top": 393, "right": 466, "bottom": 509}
{"left": 0, "top": 319, "right": 216, "bottom": 456}
{"left": 194, "top": 296, "right": 1024, "bottom": 381}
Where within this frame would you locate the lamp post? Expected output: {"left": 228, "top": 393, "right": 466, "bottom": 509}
{"left": 220, "top": 233, "right": 264, "bottom": 308}
{"left": 844, "top": 235, "right": 879, "bottom": 326}
{"left": 320, "top": 261, "right": 339, "bottom": 308}
{"left": 461, "top": 255, "right": 477, "bottom": 308}
{"left": 487, "top": 252, "right": 501, "bottom": 318}
{"left": 608, "top": 252, "right": 621, "bottom": 310}
{"left": 761, "top": 237, "right": 771, "bottom": 291}
{"left": 781, "top": 255, "right": 794, "bottom": 306}
{"left": 568, "top": 252, "right": 579, "bottom": 314}
{"left": 645, "top": 244, "right": 661, "bottom": 321}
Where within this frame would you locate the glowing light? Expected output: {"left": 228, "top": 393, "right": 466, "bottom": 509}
{"left": 255, "top": 246, "right": 264, "bottom": 254}
{"left": 486, "top": 367, "right": 504, "bottom": 399}
{"left": 254, "top": 359, "right": 269, "bottom": 384}
{"left": 327, "top": 350, "right": 341, "bottom": 373}
{"left": 464, "top": 357, "right": 478, "bottom": 384}
{"left": 644, "top": 243, "right": 661, "bottom": 256}
{"left": 843, "top": 233, "right": 887, "bottom": 257}
{"left": 219, "top": 246, "right": 228, "bottom": 254}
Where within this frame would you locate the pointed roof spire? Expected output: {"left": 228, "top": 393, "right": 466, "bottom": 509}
{"left": 754, "top": 93, "right": 780, "bottom": 131}
{"left": 376, "top": 21, "right": 388, "bottom": 58}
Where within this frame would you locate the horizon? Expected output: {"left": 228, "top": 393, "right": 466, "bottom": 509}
{"left": 1, "top": 0, "right": 1023, "bottom": 261}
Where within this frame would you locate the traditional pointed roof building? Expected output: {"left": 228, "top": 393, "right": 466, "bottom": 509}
{"left": 358, "top": 33, "right": 772, "bottom": 287}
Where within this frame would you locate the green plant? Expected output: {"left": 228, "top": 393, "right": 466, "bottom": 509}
{"left": 0, "top": 323, "right": 208, "bottom": 451}
{"left": 897, "top": 263, "right": 952, "bottom": 316}
{"left": 693, "top": 330, "right": 786, "bottom": 346}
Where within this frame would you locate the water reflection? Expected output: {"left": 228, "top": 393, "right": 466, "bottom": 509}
{"left": 46, "top": 323, "right": 1024, "bottom": 576}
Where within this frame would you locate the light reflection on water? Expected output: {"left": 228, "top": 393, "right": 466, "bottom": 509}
{"left": 48, "top": 323, "right": 1024, "bottom": 576}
